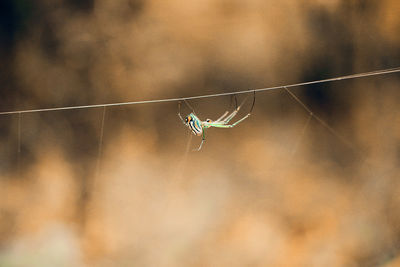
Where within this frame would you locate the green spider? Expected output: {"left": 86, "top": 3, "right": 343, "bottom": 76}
{"left": 178, "top": 92, "right": 255, "bottom": 151}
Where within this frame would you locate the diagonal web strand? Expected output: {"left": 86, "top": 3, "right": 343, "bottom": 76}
{"left": 283, "top": 87, "right": 362, "bottom": 158}
{"left": 290, "top": 113, "right": 312, "bottom": 157}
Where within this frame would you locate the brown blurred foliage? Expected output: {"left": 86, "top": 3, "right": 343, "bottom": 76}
{"left": 1, "top": 0, "right": 400, "bottom": 266}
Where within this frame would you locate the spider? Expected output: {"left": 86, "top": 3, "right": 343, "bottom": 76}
{"left": 178, "top": 91, "right": 255, "bottom": 151}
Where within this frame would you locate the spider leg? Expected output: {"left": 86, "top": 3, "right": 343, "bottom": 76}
{"left": 184, "top": 99, "right": 196, "bottom": 115}
{"left": 193, "top": 129, "right": 206, "bottom": 151}
{"left": 208, "top": 115, "right": 250, "bottom": 128}
{"left": 178, "top": 101, "right": 186, "bottom": 124}
{"left": 215, "top": 111, "right": 229, "bottom": 122}
{"left": 233, "top": 94, "right": 238, "bottom": 110}
{"left": 222, "top": 110, "right": 239, "bottom": 124}
{"left": 211, "top": 91, "right": 256, "bottom": 127}
{"left": 215, "top": 95, "right": 238, "bottom": 122}
{"left": 221, "top": 96, "right": 245, "bottom": 123}
{"left": 249, "top": 90, "right": 256, "bottom": 113}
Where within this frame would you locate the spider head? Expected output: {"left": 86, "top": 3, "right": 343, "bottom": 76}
{"left": 206, "top": 119, "right": 212, "bottom": 123}
{"left": 185, "top": 115, "right": 192, "bottom": 125}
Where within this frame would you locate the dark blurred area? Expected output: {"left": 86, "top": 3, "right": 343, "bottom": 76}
{"left": 1, "top": 0, "right": 400, "bottom": 266}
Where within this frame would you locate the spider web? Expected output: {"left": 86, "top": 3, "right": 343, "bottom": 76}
{"left": 8, "top": 67, "right": 400, "bottom": 181}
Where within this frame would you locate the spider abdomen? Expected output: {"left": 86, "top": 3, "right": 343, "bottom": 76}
{"left": 185, "top": 114, "right": 203, "bottom": 136}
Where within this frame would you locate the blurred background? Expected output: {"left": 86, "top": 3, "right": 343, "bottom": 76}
{"left": 0, "top": 0, "right": 400, "bottom": 266}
